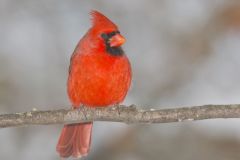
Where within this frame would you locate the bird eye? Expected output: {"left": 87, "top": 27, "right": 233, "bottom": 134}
{"left": 108, "top": 31, "right": 120, "bottom": 37}
{"left": 101, "top": 31, "right": 121, "bottom": 40}
{"left": 101, "top": 33, "right": 108, "bottom": 40}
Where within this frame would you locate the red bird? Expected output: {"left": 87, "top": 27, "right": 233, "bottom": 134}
{"left": 56, "top": 11, "right": 132, "bottom": 158}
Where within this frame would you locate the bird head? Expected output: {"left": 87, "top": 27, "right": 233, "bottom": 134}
{"left": 89, "top": 10, "right": 126, "bottom": 56}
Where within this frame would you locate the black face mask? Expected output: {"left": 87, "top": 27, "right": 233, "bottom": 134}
{"left": 101, "top": 31, "right": 124, "bottom": 56}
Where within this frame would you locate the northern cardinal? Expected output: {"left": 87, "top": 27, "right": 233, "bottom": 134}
{"left": 56, "top": 11, "right": 132, "bottom": 158}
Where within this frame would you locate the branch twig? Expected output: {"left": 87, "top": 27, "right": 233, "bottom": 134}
{"left": 1, "top": 104, "right": 240, "bottom": 128}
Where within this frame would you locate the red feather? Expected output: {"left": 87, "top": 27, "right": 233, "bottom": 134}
{"left": 90, "top": 10, "right": 118, "bottom": 32}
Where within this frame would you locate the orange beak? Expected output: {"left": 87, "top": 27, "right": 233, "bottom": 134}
{"left": 109, "top": 34, "right": 126, "bottom": 47}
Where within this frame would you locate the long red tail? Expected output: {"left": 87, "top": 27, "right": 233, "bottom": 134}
{"left": 56, "top": 122, "right": 93, "bottom": 158}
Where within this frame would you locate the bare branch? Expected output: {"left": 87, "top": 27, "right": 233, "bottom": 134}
{"left": 1, "top": 104, "right": 240, "bottom": 128}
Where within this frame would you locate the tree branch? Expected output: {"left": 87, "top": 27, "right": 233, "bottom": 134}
{"left": 1, "top": 104, "right": 240, "bottom": 128}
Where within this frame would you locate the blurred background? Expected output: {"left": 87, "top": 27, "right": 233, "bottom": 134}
{"left": 1, "top": 0, "right": 240, "bottom": 159}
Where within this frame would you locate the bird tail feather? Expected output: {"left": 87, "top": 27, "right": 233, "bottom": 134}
{"left": 56, "top": 122, "right": 93, "bottom": 158}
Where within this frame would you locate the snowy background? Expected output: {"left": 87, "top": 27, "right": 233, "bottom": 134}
{"left": 1, "top": 0, "right": 240, "bottom": 159}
